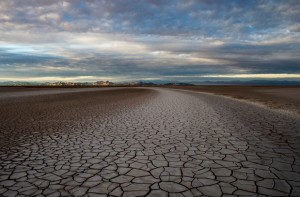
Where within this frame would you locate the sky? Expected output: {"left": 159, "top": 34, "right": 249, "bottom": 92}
{"left": 0, "top": 0, "right": 299, "bottom": 83}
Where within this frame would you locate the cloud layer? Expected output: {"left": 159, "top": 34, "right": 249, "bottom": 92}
{"left": 0, "top": 0, "right": 299, "bottom": 82}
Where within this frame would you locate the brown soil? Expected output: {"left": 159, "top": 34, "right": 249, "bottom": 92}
{"left": 166, "top": 86, "right": 300, "bottom": 114}
{"left": 0, "top": 88, "right": 155, "bottom": 148}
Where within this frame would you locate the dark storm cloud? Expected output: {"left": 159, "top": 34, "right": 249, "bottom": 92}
{"left": 200, "top": 41, "right": 300, "bottom": 74}
{"left": 0, "top": 49, "right": 61, "bottom": 65}
{"left": 0, "top": 0, "right": 299, "bottom": 81}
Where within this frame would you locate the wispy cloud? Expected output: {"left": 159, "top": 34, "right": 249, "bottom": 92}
{"left": 0, "top": 0, "right": 299, "bottom": 82}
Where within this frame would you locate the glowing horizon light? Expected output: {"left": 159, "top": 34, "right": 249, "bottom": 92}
{"left": 201, "top": 74, "right": 300, "bottom": 79}
{"left": 0, "top": 76, "right": 115, "bottom": 82}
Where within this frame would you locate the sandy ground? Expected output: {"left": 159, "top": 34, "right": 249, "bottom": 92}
{"left": 0, "top": 87, "right": 126, "bottom": 99}
{"left": 0, "top": 87, "right": 299, "bottom": 196}
{"left": 167, "top": 86, "right": 300, "bottom": 115}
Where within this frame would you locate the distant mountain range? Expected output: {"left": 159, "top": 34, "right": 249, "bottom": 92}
{"left": 193, "top": 80, "right": 300, "bottom": 86}
{"left": 0, "top": 80, "right": 194, "bottom": 86}
{"left": 0, "top": 80, "right": 300, "bottom": 86}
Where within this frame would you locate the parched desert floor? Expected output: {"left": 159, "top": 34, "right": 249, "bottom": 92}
{"left": 167, "top": 86, "right": 300, "bottom": 115}
{"left": 0, "top": 87, "right": 300, "bottom": 196}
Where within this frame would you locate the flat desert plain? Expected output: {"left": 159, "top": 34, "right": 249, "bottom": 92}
{"left": 168, "top": 86, "right": 300, "bottom": 115}
{"left": 0, "top": 87, "right": 299, "bottom": 196}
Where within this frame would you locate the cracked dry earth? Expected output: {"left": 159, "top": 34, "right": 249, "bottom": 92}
{"left": 0, "top": 87, "right": 300, "bottom": 197}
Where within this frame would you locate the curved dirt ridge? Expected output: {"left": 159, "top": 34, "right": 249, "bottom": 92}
{"left": 0, "top": 87, "right": 299, "bottom": 196}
